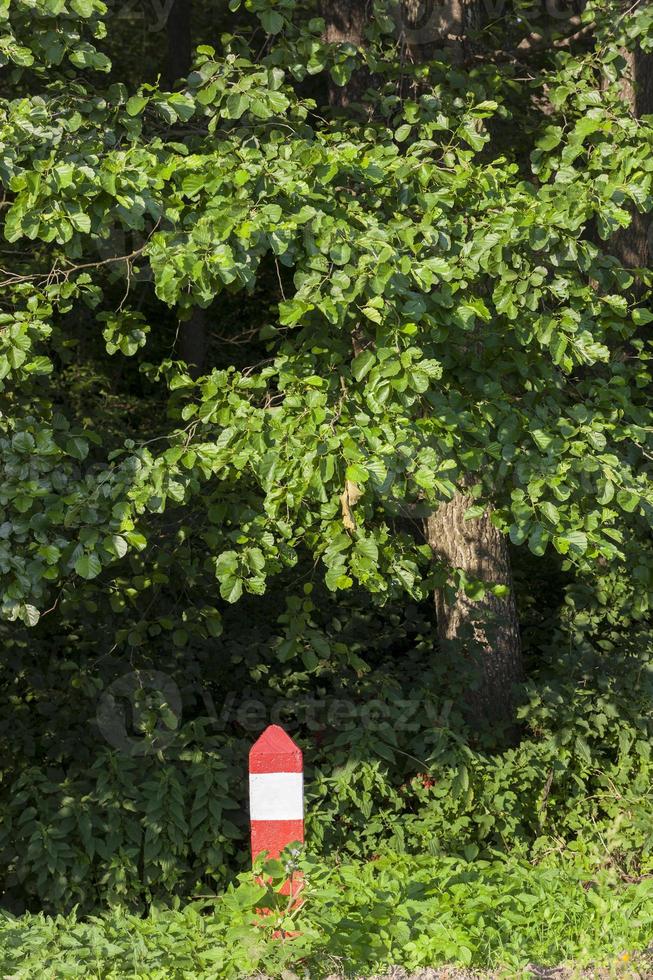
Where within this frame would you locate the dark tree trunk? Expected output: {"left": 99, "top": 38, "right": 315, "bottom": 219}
{"left": 166, "top": 0, "right": 193, "bottom": 88}
{"left": 320, "top": 0, "right": 367, "bottom": 106}
{"left": 612, "top": 36, "right": 653, "bottom": 269}
{"left": 425, "top": 488, "right": 523, "bottom": 729}
{"left": 164, "top": 6, "right": 207, "bottom": 376}
{"left": 178, "top": 307, "right": 207, "bottom": 379}
{"left": 321, "top": 0, "right": 366, "bottom": 47}
{"left": 425, "top": 0, "right": 523, "bottom": 730}
{"left": 320, "top": 0, "right": 524, "bottom": 730}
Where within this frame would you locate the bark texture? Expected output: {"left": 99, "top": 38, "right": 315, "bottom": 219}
{"left": 322, "top": 0, "right": 366, "bottom": 46}
{"left": 399, "top": 0, "right": 479, "bottom": 63}
{"left": 321, "top": 0, "right": 368, "bottom": 105}
{"left": 612, "top": 19, "right": 653, "bottom": 269}
{"left": 425, "top": 489, "right": 523, "bottom": 729}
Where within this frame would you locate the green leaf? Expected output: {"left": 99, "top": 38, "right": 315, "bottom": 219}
{"left": 125, "top": 531, "right": 147, "bottom": 551}
{"left": 330, "top": 63, "right": 351, "bottom": 88}
{"left": 75, "top": 553, "right": 102, "bottom": 580}
{"left": 11, "top": 431, "right": 35, "bottom": 454}
{"left": 126, "top": 95, "right": 148, "bottom": 116}
{"left": 616, "top": 489, "right": 639, "bottom": 513}
{"left": 351, "top": 350, "right": 376, "bottom": 381}
{"left": 329, "top": 243, "right": 351, "bottom": 265}
{"left": 539, "top": 501, "right": 560, "bottom": 525}
{"left": 65, "top": 436, "right": 89, "bottom": 460}
{"left": 361, "top": 305, "right": 383, "bottom": 324}
{"left": 531, "top": 429, "right": 553, "bottom": 451}
{"left": 509, "top": 524, "right": 528, "bottom": 545}
{"left": 529, "top": 227, "right": 549, "bottom": 251}
{"left": 69, "top": 211, "right": 91, "bottom": 233}
{"left": 220, "top": 577, "right": 243, "bottom": 603}
{"left": 110, "top": 535, "right": 128, "bottom": 559}
{"left": 260, "top": 9, "right": 284, "bottom": 33}
{"left": 70, "top": 0, "right": 94, "bottom": 15}
{"left": 528, "top": 524, "right": 549, "bottom": 556}
{"left": 225, "top": 93, "right": 249, "bottom": 118}
{"left": 562, "top": 530, "right": 587, "bottom": 554}
{"left": 587, "top": 431, "right": 606, "bottom": 451}
{"left": 22, "top": 604, "right": 40, "bottom": 627}
{"left": 346, "top": 463, "right": 368, "bottom": 483}
{"left": 632, "top": 308, "right": 653, "bottom": 325}
{"left": 302, "top": 649, "right": 319, "bottom": 671}
{"left": 537, "top": 125, "right": 563, "bottom": 150}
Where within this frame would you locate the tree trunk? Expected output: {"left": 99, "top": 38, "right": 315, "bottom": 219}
{"left": 426, "top": 0, "right": 523, "bottom": 730}
{"left": 320, "top": 0, "right": 524, "bottom": 729}
{"left": 164, "top": 7, "right": 208, "bottom": 377}
{"left": 612, "top": 32, "right": 653, "bottom": 269}
{"left": 320, "top": 0, "right": 367, "bottom": 106}
{"left": 165, "top": 0, "right": 193, "bottom": 88}
{"left": 178, "top": 307, "right": 207, "bottom": 379}
{"left": 322, "top": 0, "right": 365, "bottom": 47}
{"left": 425, "top": 489, "right": 523, "bottom": 729}
{"left": 399, "top": 0, "right": 477, "bottom": 63}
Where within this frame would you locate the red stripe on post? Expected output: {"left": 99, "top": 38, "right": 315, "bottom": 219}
{"left": 251, "top": 819, "right": 304, "bottom": 860}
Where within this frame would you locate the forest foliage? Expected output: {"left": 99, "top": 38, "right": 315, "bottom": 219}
{"left": 2, "top": 0, "right": 653, "bottom": 627}
{"left": 1, "top": 0, "right": 653, "bottom": 973}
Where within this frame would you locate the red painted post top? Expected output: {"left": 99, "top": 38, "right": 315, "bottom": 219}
{"left": 249, "top": 723, "right": 303, "bottom": 773}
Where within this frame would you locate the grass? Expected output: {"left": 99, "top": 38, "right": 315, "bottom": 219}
{"left": 1, "top": 853, "right": 652, "bottom": 978}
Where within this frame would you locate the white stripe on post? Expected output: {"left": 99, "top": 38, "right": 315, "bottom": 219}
{"left": 249, "top": 772, "right": 304, "bottom": 821}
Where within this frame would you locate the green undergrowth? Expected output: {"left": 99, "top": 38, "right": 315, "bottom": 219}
{"left": 1, "top": 852, "right": 651, "bottom": 978}
{"left": 2, "top": 561, "right": 653, "bottom": 914}
{"left": 1, "top": 558, "right": 652, "bottom": 977}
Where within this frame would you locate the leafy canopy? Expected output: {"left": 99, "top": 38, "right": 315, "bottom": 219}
{"left": 1, "top": 0, "right": 653, "bottom": 627}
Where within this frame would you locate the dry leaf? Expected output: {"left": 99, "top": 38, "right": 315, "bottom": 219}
{"left": 340, "top": 479, "right": 363, "bottom": 533}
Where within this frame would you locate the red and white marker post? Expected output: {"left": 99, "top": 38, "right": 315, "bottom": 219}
{"left": 249, "top": 724, "right": 304, "bottom": 898}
